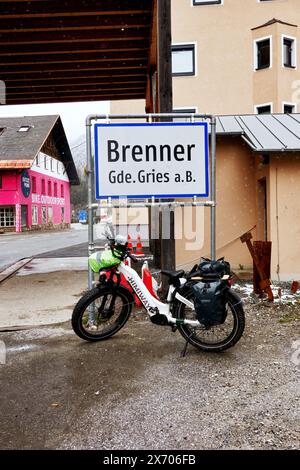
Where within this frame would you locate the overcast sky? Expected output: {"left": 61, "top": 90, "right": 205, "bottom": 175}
{"left": 0, "top": 100, "right": 110, "bottom": 144}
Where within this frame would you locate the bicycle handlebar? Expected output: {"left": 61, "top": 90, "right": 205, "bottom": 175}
{"left": 128, "top": 252, "right": 138, "bottom": 264}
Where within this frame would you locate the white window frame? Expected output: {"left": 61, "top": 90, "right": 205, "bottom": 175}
{"left": 41, "top": 206, "right": 47, "bottom": 224}
{"left": 282, "top": 102, "right": 297, "bottom": 113}
{"left": 172, "top": 42, "right": 197, "bottom": 77}
{"left": 254, "top": 102, "right": 273, "bottom": 114}
{"left": 0, "top": 206, "right": 15, "bottom": 227}
{"left": 192, "top": 0, "right": 223, "bottom": 6}
{"left": 254, "top": 35, "right": 273, "bottom": 71}
{"left": 282, "top": 35, "right": 297, "bottom": 69}
{"left": 32, "top": 205, "right": 38, "bottom": 225}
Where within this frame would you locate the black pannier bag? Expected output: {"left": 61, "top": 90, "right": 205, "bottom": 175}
{"left": 192, "top": 280, "right": 229, "bottom": 327}
{"left": 198, "top": 257, "right": 231, "bottom": 278}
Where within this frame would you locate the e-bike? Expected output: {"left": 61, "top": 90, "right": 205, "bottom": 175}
{"left": 72, "top": 234, "right": 245, "bottom": 352}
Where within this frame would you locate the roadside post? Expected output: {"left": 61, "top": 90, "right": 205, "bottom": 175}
{"left": 86, "top": 113, "right": 217, "bottom": 290}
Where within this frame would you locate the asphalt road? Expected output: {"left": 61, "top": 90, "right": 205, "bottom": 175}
{"left": 0, "top": 224, "right": 89, "bottom": 271}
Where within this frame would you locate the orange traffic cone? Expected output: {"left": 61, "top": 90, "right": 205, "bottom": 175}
{"left": 127, "top": 233, "right": 133, "bottom": 253}
{"left": 135, "top": 233, "right": 144, "bottom": 256}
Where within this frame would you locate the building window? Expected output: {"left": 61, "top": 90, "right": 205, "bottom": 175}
{"left": 48, "top": 206, "right": 53, "bottom": 224}
{"left": 282, "top": 36, "right": 296, "bottom": 68}
{"left": 44, "top": 155, "right": 48, "bottom": 170}
{"left": 255, "top": 37, "right": 271, "bottom": 70}
{"left": 35, "top": 154, "right": 40, "bottom": 166}
{"left": 0, "top": 206, "right": 15, "bottom": 227}
{"left": 48, "top": 180, "right": 52, "bottom": 196}
{"left": 32, "top": 205, "right": 38, "bottom": 225}
{"left": 172, "top": 44, "right": 196, "bottom": 76}
{"left": 18, "top": 126, "right": 31, "bottom": 133}
{"left": 41, "top": 179, "right": 46, "bottom": 195}
{"left": 54, "top": 182, "right": 58, "bottom": 197}
{"left": 61, "top": 184, "right": 64, "bottom": 198}
{"left": 255, "top": 103, "right": 272, "bottom": 114}
{"left": 41, "top": 206, "right": 47, "bottom": 224}
{"left": 0, "top": 175, "right": 2, "bottom": 189}
{"left": 283, "top": 103, "right": 296, "bottom": 114}
{"left": 193, "top": 0, "right": 222, "bottom": 4}
{"left": 32, "top": 176, "right": 37, "bottom": 194}
{"left": 173, "top": 108, "right": 197, "bottom": 122}
{"left": 61, "top": 207, "right": 65, "bottom": 223}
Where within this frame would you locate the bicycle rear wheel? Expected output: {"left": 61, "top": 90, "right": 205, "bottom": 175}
{"left": 175, "top": 289, "right": 245, "bottom": 352}
{"left": 72, "top": 285, "right": 133, "bottom": 341}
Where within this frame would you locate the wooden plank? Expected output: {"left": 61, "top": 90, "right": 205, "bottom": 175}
{"left": 0, "top": 258, "right": 33, "bottom": 284}
{"left": 7, "top": 85, "right": 146, "bottom": 98}
{"left": 5, "top": 92, "right": 146, "bottom": 105}
{"left": 157, "top": 0, "right": 174, "bottom": 276}
{"left": 253, "top": 241, "right": 272, "bottom": 295}
{"left": 6, "top": 79, "right": 145, "bottom": 90}
{"left": 0, "top": 15, "right": 150, "bottom": 33}
{"left": 0, "top": 63, "right": 148, "bottom": 75}
{"left": 0, "top": 45, "right": 148, "bottom": 57}
{"left": 0, "top": 0, "right": 151, "bottom": 18}
{"left": 241, "top": 232, "right": 274, "bottom": 301}
{"left": 1, "top": 52, "right": 147, "bottom": 66}
{"left": 4, "top": 71, "right": 147, "bottom": 83}
{"left": 0, "top": 30, "right": 149, "bottom": 46}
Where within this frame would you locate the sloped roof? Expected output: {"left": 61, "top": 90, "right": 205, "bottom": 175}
{"left": 251, "top": 18, "right": 297, "bottom": 31}
{"left": 0, "top": 115, "right": 79, "bottom": 184}
{"left": 215, "top": 114, "right": 300, "bottom": 152}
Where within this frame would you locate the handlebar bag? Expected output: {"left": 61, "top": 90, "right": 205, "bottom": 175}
{"left": 192, "top": 280, "right": 228, "bottom": 327}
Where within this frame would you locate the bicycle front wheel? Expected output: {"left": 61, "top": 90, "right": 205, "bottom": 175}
{"left": 72, "top": 285, "right": 133, "bottom": 341}
{"left": 175, "top": 289, "right": 245, "bottom": 352}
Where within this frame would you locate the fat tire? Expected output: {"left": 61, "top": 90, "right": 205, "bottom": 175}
{"left": 72, "top": 285, "right": 133, "bottom": 342}
{"left": 176, "top": 289, "right": 245, "bottom": 352}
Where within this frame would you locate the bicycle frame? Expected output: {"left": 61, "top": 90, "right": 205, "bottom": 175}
{"left": 118, "top": 262, "right": 201, "bottom": 327}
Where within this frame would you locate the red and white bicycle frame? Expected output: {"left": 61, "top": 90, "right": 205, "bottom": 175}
{"left": 116, "top": 261, "right": 200, "bottom": 327}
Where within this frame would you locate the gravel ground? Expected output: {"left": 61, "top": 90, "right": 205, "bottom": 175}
{"left": 0, "top": 283, "right": 299, "bottom": 450}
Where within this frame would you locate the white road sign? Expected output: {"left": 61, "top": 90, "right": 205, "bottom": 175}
{"left": 94, "top": 122, "right": 209, "bottom": 199}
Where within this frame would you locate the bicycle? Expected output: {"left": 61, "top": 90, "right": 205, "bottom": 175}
{"left": 72, "top": 233, "right": 245, "bottom": 353}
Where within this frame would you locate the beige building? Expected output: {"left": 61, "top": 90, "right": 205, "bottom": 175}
{"left": 110, "top": 0, "right": 300, "bottom": 281}
{"left": 112, "top": 0, "right": 300, "bottom": 116}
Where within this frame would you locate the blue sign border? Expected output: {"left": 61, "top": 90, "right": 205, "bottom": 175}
{"left": 94, "top": 122, "right": 209, "bottom": 199}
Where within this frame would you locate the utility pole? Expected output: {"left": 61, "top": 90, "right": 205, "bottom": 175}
{"left": 157, "top": 0, "right": 175, "bottom": 276}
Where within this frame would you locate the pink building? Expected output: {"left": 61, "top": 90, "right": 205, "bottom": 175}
{"left": 0, "top": 115, "right": 79, "bottom": 232}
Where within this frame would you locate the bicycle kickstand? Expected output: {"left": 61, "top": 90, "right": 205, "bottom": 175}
{"left": 180, "top": 331, "right": 194, "bottom": 358}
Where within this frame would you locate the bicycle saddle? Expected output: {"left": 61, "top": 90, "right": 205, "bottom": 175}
{"left": 161, "top": 270, "right": 185, "bottom": 284}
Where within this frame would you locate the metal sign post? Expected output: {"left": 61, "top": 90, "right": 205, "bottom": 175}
{"left": 85, "top": 113, "right": 217, "bottom": 289}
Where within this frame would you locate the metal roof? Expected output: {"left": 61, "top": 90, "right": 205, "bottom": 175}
{"left": 215, "top": 114, "right": 300, "bottom": 152}
{"left": 0, "top": 115, "right": 79, "bottom": 184}
{"left": 0, "top": 0, "right": 157, "bottom": 105}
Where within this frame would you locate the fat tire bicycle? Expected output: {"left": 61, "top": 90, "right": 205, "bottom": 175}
{"left": 72, "top": 234, "right": 245, "bottom": 353}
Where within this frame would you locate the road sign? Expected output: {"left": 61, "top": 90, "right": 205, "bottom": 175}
{"left": 94, "top": 122, "right": 209, "bottom": 199}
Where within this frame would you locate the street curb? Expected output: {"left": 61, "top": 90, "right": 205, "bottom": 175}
{"left": 0, "top": 258, "right": 33, "bottom": 284}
